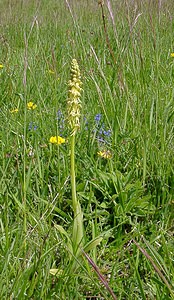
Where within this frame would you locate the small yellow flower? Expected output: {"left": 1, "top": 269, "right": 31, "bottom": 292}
{"left": 32, "top": 104, "right": 37, "bottom": 109}
{"left": 48, "top": 69, "right": 55, "bottom": 74}
{"left": 0, "top": 64, "right": 4, "bottom": 68}
{"left": 97, "top": 150, "right": 112, "bottom": 159}
{"left": 49, "top": 136, "right": 65, "bottom": 145}
{"left": 171, "top": 53, "right": 174, "bottom": 57}
{"left": 27, "top": 101, "right": 37, "bottom": 110}
{"left": 10, "top": 108, "right": 19, "bottom": 113}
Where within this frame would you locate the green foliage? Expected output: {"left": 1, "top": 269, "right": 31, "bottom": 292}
{"left": 0, "top": 0, "right": 174, "bottom": 299}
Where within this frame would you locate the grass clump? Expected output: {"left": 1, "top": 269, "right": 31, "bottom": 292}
{"left": 0, "top": 0, "right": 174, "bottom": 299}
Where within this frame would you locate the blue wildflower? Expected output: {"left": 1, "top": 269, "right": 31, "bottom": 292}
{"left": 94, "top": 113, "right": 102, "bottom": 123}
{"left": 94, "top": 115, "right": 112, "bottom": 144}
{"left": 56, "top": 109, "right": 63, "bottom": 120}
{"left": 83, "top": 116, "right": 88, "bottom": 130}
{"left": 28, "top": 122, "right": 38, "bottom": 131}
{"left": 103, "top": 129, "right": 111, "bottom": 137}
{"left": 56, "top": 109, "right": 65, "bottom": 132}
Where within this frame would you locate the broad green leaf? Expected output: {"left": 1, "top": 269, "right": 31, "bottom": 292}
{"left": 83, "top": 236, "right": 103, "bottom": 253}
{"left": 49, "top": 269, "right": 63, "bottom": 276}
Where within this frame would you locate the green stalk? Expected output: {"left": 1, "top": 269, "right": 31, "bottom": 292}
{"left": 70, "top": 134, "right": 76, "bottom": 211}
{"left": 23, "top": 32, "right": 28, "bottom": 255}
{"left": 70, "top": 134, "right": 83, "bottom": 255}
{"left": 67, "top": 58, "right": 83, "bottom": 258}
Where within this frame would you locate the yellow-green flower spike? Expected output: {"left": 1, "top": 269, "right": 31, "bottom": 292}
{"left": 67, "top": 59, "right": 82, "bottom": 135}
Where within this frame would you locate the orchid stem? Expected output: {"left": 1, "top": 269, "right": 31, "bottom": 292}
{"left": 70, "top": 134, "right": 83, "bottom": 255}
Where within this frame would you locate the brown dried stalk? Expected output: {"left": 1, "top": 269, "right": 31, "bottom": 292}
{"left": 98, "top": 0, "right": 117, "bottom": 65}
{"left": 82, "top": 249, "right": 117, "bottom": 300}
{"left": 132, "top": 239, "right": 174, "bottom": 298}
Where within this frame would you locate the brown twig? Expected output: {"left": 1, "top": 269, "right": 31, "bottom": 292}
{"left": 132, "top": 239, "right": 174, "bottom": 298}
{"left": 98, "top": 0, "right": 117, "bottom": 65}
{"left": 82, "top": 249, "right": 117, "bottom": 300}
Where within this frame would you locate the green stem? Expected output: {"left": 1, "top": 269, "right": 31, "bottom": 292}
{"left": 23, "top": 111, "right": 27, "bottom": 254}
{"left": 23, "top": 33, "right": 28, "bottom": 255}
{"left": 70, "top": 134, "right": 83, "bottom": 254}
{"left": 70, "top": 134, "right": 77, "bottom": 210}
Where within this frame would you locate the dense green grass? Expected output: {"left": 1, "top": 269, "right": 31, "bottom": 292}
{"left": 0, "top": 0, "right": 174, "bottom": 299}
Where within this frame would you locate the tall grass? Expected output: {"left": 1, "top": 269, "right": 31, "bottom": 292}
{"left": 0, "top": 0, "right": 174, "bottom": 299}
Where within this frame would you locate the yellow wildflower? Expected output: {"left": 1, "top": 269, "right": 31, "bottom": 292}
{"left": 171, "top": 53, "right": 174, "bottom": 57}
{"left": 0, "top": 64, "right": 4, "bottom": 68}
{"left": 49, "top": 136, "right": 65, "bottom": 145}
{"left": 48, "top": 69, "right": 55, "bottom": 74}
{"left": 67, "top": 59, "right": 82, "bottom": 135}
{"left": 97, "top": 150, "right": 112, "bottom": 159}
{"left": 27, "top": 101, "right": 37, "bottom": 110}
{"left": 10, "top": 108, "right": 19, "bottom": 113}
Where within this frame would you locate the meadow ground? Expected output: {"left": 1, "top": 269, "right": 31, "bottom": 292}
{"left": 0, "top": 0, "right": 174, "bottom": 299}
